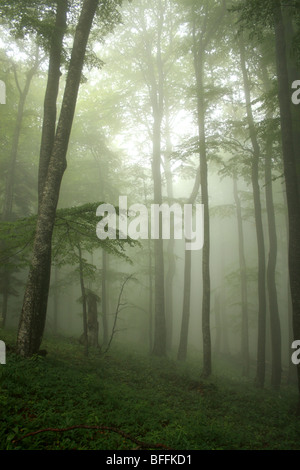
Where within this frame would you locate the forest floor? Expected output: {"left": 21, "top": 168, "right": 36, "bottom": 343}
{"left": 0, "top": 329, "right": 300, "bottom": 451}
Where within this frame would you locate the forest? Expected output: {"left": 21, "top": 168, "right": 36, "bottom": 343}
{"left": 0, "top": 0, "right": 300, "bottom": 453}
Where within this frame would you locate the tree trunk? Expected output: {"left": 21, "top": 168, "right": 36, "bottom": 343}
{"left": 151, "top": 115, "right": 167, "bottom": 356}
{"left": 101, "top": 249, "right": 108, "bottom": 346}
{"left": 53, "top": 265, "right": 59, "bottom": 334}
{"left": 177, "top": 169, "right": 200, "bottom": 362}
{"left": 214, "top": 293, "right": 221, "bottom": 356}
{"left": 16, "top": 0, "right": 100, "bottom": 357}
{"left": 87, "top": 294, "right": 99, "bottom": 349}
{"left": 274, "top": 2, "right": 300, "bottom": 411}
{"left": 193, "top": 27, "right": 211, "bottom": 378}
{"left": 233, "top": 177, "right": 249, "bottom": 376}
{"left": 78, "top": 244, "right": 88, "bottom": 356}
{"left": 239, "top": 34, "right": 266, "bottom": 388}
{"left": 164, "top": 98, "right": 176, "bottom": 352}
{"left": 1, "top": 50, "right": 40, "bottom": 328}
{"left": 282, "top": 5, "right": 300, "bottom": 195}
{"left": 38, "top": 0, "right": 68, "bottom": 206}
{"left": 151, "top": 1, "right": 166, "bottom": 357}
{"left": 177, "top": 249, "right": 192, "bottom": 361}
{"left": 148, "top": 236, "right": 153, "bottom": 353}
{"left": 262, "top": 68, "right": 282, "bottom": 389}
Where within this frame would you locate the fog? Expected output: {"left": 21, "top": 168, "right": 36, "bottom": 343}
{"left": 1, "top": 0, "right": 300, "bottom": 452}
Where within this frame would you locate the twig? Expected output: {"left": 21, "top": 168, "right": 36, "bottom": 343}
{"left": 12, "top": 425, "right": 173, "bottom": 450}
{"left": 102, "top": 274, "right": 135, "bottom": 355}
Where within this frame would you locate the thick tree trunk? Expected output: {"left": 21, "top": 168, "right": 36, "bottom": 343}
{"left": 233, "top": 177, "right": 249, "bottom": 376}
{"left": 274, "top": 3, "right": 300, "bottom": 411}
{"left": 282, "top": 5, "right": 300, "bottom": 195}
{"left": 38, "top": 0, "right": 68, "bottom": 206}
{"left": 239, "top": 35, "right": 266, "bottom": 388}
{"left": 16, "top": 0, "right": 100, "bottom": 357}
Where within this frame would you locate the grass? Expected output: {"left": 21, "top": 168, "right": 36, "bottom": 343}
{"left": 0, "top": 329, "right": 300, "bottom": 450}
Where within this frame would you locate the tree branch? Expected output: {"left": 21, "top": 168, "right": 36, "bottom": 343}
{"left": 12, "top": 424, "right": 173, "bottom": 450}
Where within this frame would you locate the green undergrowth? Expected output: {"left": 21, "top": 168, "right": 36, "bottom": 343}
{"left": 0, "top": 329, "right": 300, "bottom": 450}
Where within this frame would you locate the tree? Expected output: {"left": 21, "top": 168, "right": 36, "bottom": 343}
{"left": 238, "top": 33, "right": 267, "bottom": 388}
{"left": 0, "top": 43, "right": 41, "bottom": 328}
{"left": 12, "top": 0, "right": 123, "bottom": 357}
{"left": 273, "top": 0, "right": 300, "bottom": 407}
{"left": 233, "top": 0, "right": 300, "bottom": 410}
{"left": 190, "top": 0, "right": 227, "bottom": 377}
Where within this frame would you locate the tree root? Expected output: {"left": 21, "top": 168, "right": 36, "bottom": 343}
{"left": 12, "top": 424, "right": 173, "bottom": 450}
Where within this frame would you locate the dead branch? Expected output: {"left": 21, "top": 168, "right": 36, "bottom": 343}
{"left": 12, "top": 424, "right": 172, "bottom": 450}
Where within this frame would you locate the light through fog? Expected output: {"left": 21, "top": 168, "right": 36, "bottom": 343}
{"left": 0, "top": 0, "right": 299, "bottom": 453}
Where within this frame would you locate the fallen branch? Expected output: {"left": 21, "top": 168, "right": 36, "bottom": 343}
{"left": 12, "top": 424, "right": 173, "bottom": 450}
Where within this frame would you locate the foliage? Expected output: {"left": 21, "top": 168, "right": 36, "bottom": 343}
{"left": 0, "top": 202, "right": 138, "bottom": 271}
{"left": 0, "top": 330, "right": 300, "bottom": 450}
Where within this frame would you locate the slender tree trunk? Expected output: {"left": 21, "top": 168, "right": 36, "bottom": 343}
{"left": 164, "top": 105, "right": 176, "bottom": 352}
{"left": 274, "top": 3, "right": 300, "bottom": 411}
{"left": 193, "top": 26, "right": 211, "bottom": 378}
{"left": 148, "top": 237, "right": 153, "bottom": 353}
{"left": 101, "top": 249, "right": 108, "bottom": 346}
{"left": 214, "top": 293, "right": 221, "bottom": 356}
{"left": 53, "top": 265, "right": 59, "bottom": 334}
{"left": 16, "top": 0, "right": 100, "bottom": 357}
{"left": 1, "top": 50, "right": 40, "bottom": 328}
{"left": 151, "top": 114, "right": 166, "bottom": 356}
{"left": 233, "top": 177, "right": 249, "bottom": 376}
{"left": 239, "top": 34, "right": 266, "bottom": 388}
{"left": 177, "top": 249, "right": 192, "bottom": 361}
{"left": 151, "top": 1, "right": 166, "bottom": 356}
{"left": 78, "top": 244, "right": 88, "bottom": 356}
{"left": 262, "top": 74, "right": 282, "bottom": 389}
{"left": 177, "top": 169, "right": 200, "bottom": 361}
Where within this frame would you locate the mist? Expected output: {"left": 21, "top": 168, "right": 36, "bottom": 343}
{"left": 0, "top": 0, "right": 300, "bottom": 453}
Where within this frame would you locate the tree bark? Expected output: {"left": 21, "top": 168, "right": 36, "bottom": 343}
{"left": 164, "top": 104, "right": 176, "bottom": 352}
{"left": 193, "top": 26, "right": 211, "bottom": 378}
{"left": 78, "top": 243, "right": 88, "bottom": 356}
{"left": 1, "top": 50, "right": 40, "bottom": 329}
{"left": 273, "top": 2, "right": 300, "bottom": 411}
{"left": 17, "top": 0, "right": 100, "bottom": 357}
{"left": 239, "top": 34, "right": 266, "bottom": 388}
{"left": 38, "top": 0, "right": 68, "bottom": 206}
{"left": 261, "top": 64, "right": 282, "bottom": 389}
{"left": 177, "top": 168, "right": 200, "bottom": 362}
{"left": 151, "top": 1, "right": 167, "bottom": 357}
{"left": 233, "top": 177, "right": 249, "bottom": 376}
{"left": 101, "top": 249, "right": 108, "bottom": 346}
